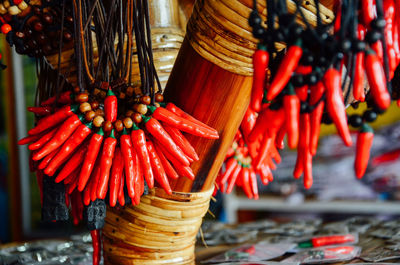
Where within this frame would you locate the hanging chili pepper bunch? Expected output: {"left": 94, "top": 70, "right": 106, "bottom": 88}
{"left": 15, "top": 1, "right": 218, "bottom": 263}
{"left": 242, "top": 0, "right": 400, "bottom": 191}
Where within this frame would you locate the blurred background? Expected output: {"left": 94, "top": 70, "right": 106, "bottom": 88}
{"left": 1, "top": 35, "right": 400, "bottom": 244}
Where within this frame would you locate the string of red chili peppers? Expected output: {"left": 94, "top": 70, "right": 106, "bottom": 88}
{"left": 216, "top": 0, "right": 400, "bottom": 197}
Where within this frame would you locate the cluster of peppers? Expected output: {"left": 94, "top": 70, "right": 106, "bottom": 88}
{"left": 18, "top": 83, "right": 218, "bottom": 263}
{"left": 217, "top": 0, "right": 400, "bottom": 196}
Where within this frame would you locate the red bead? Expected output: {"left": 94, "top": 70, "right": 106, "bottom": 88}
{"left": 14, "top": 0, "right": 23, "bottom": 4}
{"left": 1, "top": 24, "right": 12, "bottom": 34}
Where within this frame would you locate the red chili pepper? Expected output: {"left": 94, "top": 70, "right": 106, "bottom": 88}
{"left": 255, "top": 136, "right": 273, "bottom": 170}
{"left": 133, "top": 152, "right": 143, "bottom": 205}
{"left": 155, "top": 144, "right": 179, "bottom": 180}
{"left": 41, "top": 91, "right": 73, "bottom": 106}
{"left": 163, "top": 123, "right": 199, "bottom": 161}
{"left": 104, "top": 89, "right": 118, "bottom": 122}
{"left": 355, "top": 124, "right": 374, "bottom": 179}
{"left": 258, "top": 163, "right": 272, "bottom": 184}
{"left": 249, "top": 168, "right": 259, "bottom": 199}
{"left": 165, "top": 102, "right": 216, "bottom": 132}
{"left": 393, "top": 22, "right": 400, "bottom": 63}
{"left": 131, "top": 124, "right": 154, "bottom": 189}
{"left": 55, "top": 143, "right": 88, "bottom": 183}
{"left": 361, "top": 0, "right": 376, "bottom": 27}
{"left": 45, "top": 122, "right": 92, "bottom": 176}
{"left": 251, "top": 44, "right": 269, "bottom": 112}
{"left": 90, "top": 161, "right": 101, "bottom": 202}
{"left": 241, "top": 167, "right": 253, "bottom": 199}
{"left": 27, "top": 106, "right": 53, "bottom": 116}
{"left": 18, "top": 132, "right": 42, "bottom": 146}
{"left": 294, "top": 65, "right": 312, "bottom": 101}
{"left": 118, "top": 171, "right": 126, "bottom": 206}
{"left": 142, "top": 116, "right": 190, "bottom": 167}
{"left": 275, "top": 124, "right": 286, "bottom": 149}
{"left": 28, "top": 127, "right": 58, "bottom": 151}
{"left": 38, "top": 148, "right": 59, "bottom": 170}
{"left": 334, "top": 7, "right": 341, "bottom": 33}
{"left": 365, "top": 49, "right": 391, "bottom": 110}
{"left": 28, "top": 104, "right": 78, "bottom": 135}
{"left": 266, "top": 39, "right": 303, "bottom": 101}
{"left": 33, "top": 114, "right": 84, "bottom": 160}
{"left": 66, "top": 169, "right": 80, "bottom": 194}
{"left": 323, "top": 68, "right": 353, "bottom": 146}
{"left": 83, "top": 171, "right": 95, "bottom": 206}
{"left": 220, "top": 157, "right": 239, "bottom": 185}
{"left": 383, "top": 0, "right": 397, "bottom": 78}
{"left": 283, "top": 85, "right": 300, "bottom": 149}
{"left": 149, "top": 106, "right": 219, "bottom": 139}
{"left": 120, "top": 129, "right": 136, "bottom": 199}
{"left": 90, "top": 230, "right": 101, "bottom": 265}
{"left": 353, "top": 25, "right": 366, "bottom": 102}
{"left": 109, "top": 147, "right": 124, "bottom": 207}
{"left": 249, "top": 107, "right": 285, "bottom": 142}
{"left": 147, "top": 141, "right": 172, "bottom": 194}
{"left": 154, "top": 140, "right": 195, "bottom": 180}
{"left": 309, "top": 81, "right": 325, "bottom": 156}
{"left": 311, "top": 234, "right": 355, "bottom": 247}
{"left": 64, "top": 166, "right": 80, "bottom": 185}
{"left": 97, "top": 129, "right": 117, "bottom": 199}
{"left": 371, "top": 41, "right": 384, "bottom": 62}
{"left": 226, "top": 163, "right": 243, "bottom": 194}
{"left": 240, "top": 107, "right": 258, "bottom": 140}
{"left": 78, "top": 129, "right": 104, "bottom": 191}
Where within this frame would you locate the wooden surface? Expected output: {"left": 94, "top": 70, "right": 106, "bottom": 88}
{"left": 164, "top": 38, "right": 253, "bottom": 192}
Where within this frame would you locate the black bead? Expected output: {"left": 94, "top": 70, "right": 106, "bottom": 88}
{"left": 366, "top": 30, "right": 382, "bottom": 44}
{"left": 322, "top": 113, "right": 333, "bottom": 124}
{"left": 248, "top": 11, "right": 262, "bottom": 27}
{"left": 363, "top": 110, "right": 378, "bottom": 122}
{"left": 279, "top": 14, "right": 294, "bottom": 27}
{"left": 300, "top": 102, "right": 309, "bottom": 113}
{"left": 290, "top": 24, "right": 303, "bottom": 38}
{"left": 340, "top": 39, "right": 352, "bottom": 52}
{"left": 308, "top": 73, "right": 318, "bottom": 85}
{"left": 318, "top": 56, "right": 327, "bottom": 66}
{"left": 370, "top": 18, "right": 386, "bottom": 30}
{"left": 253, "top": 26, "right": 266, "bottom": 39}
{"left": 352, "top": 40, "right": 366, "bottom": 52}
{"left": 349, "top": 114, "right": 363, "bottom": 127}
{"left": 274, "top": 29, "right": 286, "bottom": 42}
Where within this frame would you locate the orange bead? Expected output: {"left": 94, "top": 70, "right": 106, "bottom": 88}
{"left": 1, "top": 23, "right": 11, "bottom": 34}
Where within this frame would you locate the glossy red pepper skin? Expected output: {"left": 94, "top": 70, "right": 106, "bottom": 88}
{"left": 97, "top": 129, "right": 117, "bottom": 199}
{"left": 371, "top": 41, "right": 384, "bottom": 62}
{"left": 118, "top": 171, "right": 126, "bottom": 206}
{"left": 109, "top": 147, "right": 124, "bottom": 207}
{"left": 120, "top": 129, "right": 136, "bottom": 199}
{"left": 309, "top": 81, "right": 326, "bottom": 156}
{"left": 154, "top": 140, "right": 195, "bottom": 180}
{"left": 251, "top": 44, "right": 269, "bottom": 112}
{"left": 45, "top": 122, "right": 92, "bottom": 176}
{"left": 83, "top": 171, "right": 96, "bottom": 206}
{"left": 249, "top": 168, "right": 259, "bottom": 199}
{"left": 163, "top": 124, "right": 199, "bottom": 161}
{"left": 334, "top": 6, "right": 341, "bottom": 33}
{"left": 266, "top": 40, "right": 303, "bottom": 101}
{"left": 220, "top": 157, "right": 239, "bottom": 185}
{"left": 294, "top": 65, "right": 312, "bottom": 101}
{"left": 55, "top": 143, "right": 88, "bottom": 183}
{"left": 383, "top": 0, "right": 397, "bottom": 78}
{"left": 104, "top": 89, "right": 118, "bottom": 122}
{"left": 323, "top": 68, "right": 353, "bottom": 146}
{"left": 311, "top": 234, "right": 355, "bottom": 247}
{"left": 240, "top": 167, "right": 253, "bottom": 199}
{"left": 18, "top": 133, "right": 42, "bottom": 146}
{"left": 249, "top": 107, "right": 285, "bottom": 142}
{"left": 240, "top": 107, "right": 258, "bottom": 140}
{"left": 361, "top": 0, "right": 376, "bottom": 27}
{"left": 28, "top": 104, "right": 78, "bottom": 135}
{"left": 393, "top": 22, "right": 400, "bottom": 63}
{"left": 28, "top": 127, "right": 57, "bottom": 150}
{"left": 355, "top": 124, "right": 374, "bottom": 179}
{"left": 255, "top": 136, "right": 273, "bottom": 170}
{"left": 133, "top": 152, "right": 143, "bottom": 205}
{"left": 155, "top": 143, "right": 180, "bottom": 180}
{"left": 143, "top": 116, "right": 190, "bottom": 167}
{"left": 38, "top": 148, "right": 59, "bottom": 170}
{"left": 166, "top": 102, "right": 215, "bottom": 132}
{"left": 150, "top": 106, "right": 219, "bottom": 139}
{"left": 353, "top": 25, "right": 366, "bottom": 102}
{"left": 27, "top": 106, "right": 53, "bottom": 116}
{"left": 226, "top": 163, "right": 242, "bottom": 194}
{"left": 131, "top": 125, "right": 154, "bottom": 189}
{"left": 283, "top": 87, "right": 300, "bottom": 149}
{"left": 90, "top": 230, "right": 101, "bottom": 265}
{"left": 41, "top": 91, "right": 73, "bottom": 106}
{"left": 259, "top": 163, "right": 272, "bottom": 184}
{"left": 275, "top": 124, "right": 286, "bottom": 149}
{"left": 33, "top": 114, "right": 83, "bottom": 160}
{"left": 147, "top": 141, "right": 172, "bottom": 194}
{"left": 90, "top": 161, "right": 101, "bottom": 202}
{"left": 294, "top": 113, "right": 310, "bottom": 179}
{"left": 77, "top": 129, "right": 104, "bottom": 191}
{"left": 365, "top": 50, "right": 391, "bottom": 110}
